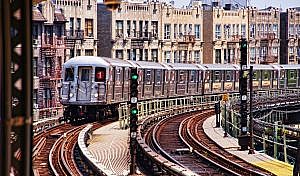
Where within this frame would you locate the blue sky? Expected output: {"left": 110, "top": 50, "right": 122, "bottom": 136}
{"left": 98, "top": 0, "right": 299, "bottom": 10}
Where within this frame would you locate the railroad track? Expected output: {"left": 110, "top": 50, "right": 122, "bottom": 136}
{"left": 147, "top": 110, "right": 275, "bottom": 176}
{"left": 33, "top": 121, "right": 110, "bottom": 176}
{"left": 181, "top": 110, "right": 274, "bottom": 176}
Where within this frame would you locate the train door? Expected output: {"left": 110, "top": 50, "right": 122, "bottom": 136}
{"left": 77, "top": 66, "right": 92, "bottom": 101}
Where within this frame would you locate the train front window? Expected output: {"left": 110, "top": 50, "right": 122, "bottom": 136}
{"left": 226, "top": 71, "right": 232, "bottom": 81}
{"left": 155, "top": 70, "right": 162, "bottom": 85}
{"left": 213, "top": 71, "right": 220, "bottom": 82}
{"left": 65, "top": 68, "right": 74, "bottom": 81}
{"left": 81, "top": 69, "right": 90, "bottom": 81}
{"left": 144, "top": 70, "right": 152, "bottom": 85}
{"left": 95, "top": 67, "right": 106, "bottom": 82}
{"left": 190, "top": 70, "right": 196, "bottom": 82}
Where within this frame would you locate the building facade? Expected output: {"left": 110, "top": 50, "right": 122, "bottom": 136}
{"left": 280, "top": 8, "right": 300, "bottom": 64}
{"left": 55, "top": 0, "right": 98, "bottom": 59}
{"left": 32, "top": 1, "right": 66, "bottom": 121}
{"left": 98, "top": 1, "right": 204, "bottom": 63}
{"left": 249, "top": 7, "right": 280, "bottom": 64}
{"left": 203, "top": 5, "right": 248, "bottom": 64}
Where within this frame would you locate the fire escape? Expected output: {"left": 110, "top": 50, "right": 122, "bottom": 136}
{"left": 65, "top": 29, "right": 84, "bottom": 57}
{"left": 260, "top": 32, "right": 278, "bottom": 64}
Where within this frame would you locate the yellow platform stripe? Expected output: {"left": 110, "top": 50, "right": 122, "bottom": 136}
{"left": 251, "top": 160, "right": 293, "bottom": 176}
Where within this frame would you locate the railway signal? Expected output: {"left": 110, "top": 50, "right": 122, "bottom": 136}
{"left": 129, "top": 68, "right": 138, "bottom": 174}
{"left": 238, "top": 38, "right": 250, "bottom": 150}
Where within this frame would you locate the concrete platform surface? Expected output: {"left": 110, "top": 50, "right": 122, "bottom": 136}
{"left": 203, "top": 115, "right": 293, "bottom": 176}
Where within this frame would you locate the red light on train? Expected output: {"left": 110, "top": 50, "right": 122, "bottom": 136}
{"left": 95, "top": 67, "right": 106, "bottom": 82}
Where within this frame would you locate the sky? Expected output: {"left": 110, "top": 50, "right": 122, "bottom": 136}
{"left": 98, "top": 0, "right": 300, "bottom": 10}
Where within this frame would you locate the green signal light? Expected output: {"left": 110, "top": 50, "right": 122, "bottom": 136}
{"left": 131, "top": 74, "right": 138, "bottom": 80}
{"left": 131, "top": 108, "right": 138, "bottom": 115}
{"left": 242, "top": 43, "right": 247, "bottom": 48}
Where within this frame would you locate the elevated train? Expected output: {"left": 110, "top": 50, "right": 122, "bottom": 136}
{"left": 60, "top": 56, "right": 300, "bottom": 121}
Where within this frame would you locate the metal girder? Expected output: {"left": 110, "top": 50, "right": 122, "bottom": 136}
{"left": 0, "top": 0, "right": 33, "bottom": 176}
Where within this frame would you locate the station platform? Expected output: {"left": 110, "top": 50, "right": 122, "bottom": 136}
{"left": 87, "top": 122, "right": 130, "bottom": 175}
{"left": 203, "top": 115, "right": 294, "bottom": 176}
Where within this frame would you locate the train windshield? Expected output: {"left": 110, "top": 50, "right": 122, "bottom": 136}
{"left": 65, "top": 68, "right": 74, "bottom": 81}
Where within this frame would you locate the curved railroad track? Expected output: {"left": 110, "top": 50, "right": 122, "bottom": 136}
{"left": 147, "top": 110, "right": 275, "bottom": 176}
{"left": 33, "top": 121, "right": 110, "bottom": 176}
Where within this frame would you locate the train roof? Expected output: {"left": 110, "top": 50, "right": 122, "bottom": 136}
{"left": 277, "top": 65, "right": 300, "bottom": 69}
{"left": 63, "top": 56, "right": 110, "bottom": 68}
{"left": 130, "top": 60, "right": 167, "bottom": 69}
{"left": 201, "top": 64, "right": 239, "bottom": 70}
{"left": 250, "top": 64, "right": 279, "bottom": 70}
{"left": 102, "top": 57, "right": 133, "bottom": 67}
{"left": 167, "top": 63, "right": 201, "bottom": 70}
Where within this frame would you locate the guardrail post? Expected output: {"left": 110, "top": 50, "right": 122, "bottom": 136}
{"left": 274, "top": 122, "right": 278, "bottom": 159}
{"left": 283, "top": 124, "right": 288, "bottom": 163}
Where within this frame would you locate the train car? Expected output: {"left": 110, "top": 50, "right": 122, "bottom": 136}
{"left": 202, "top": 64, "right": 239, "bottom": 94}
{"left": 60, "top": 56, "right": 300, "bottom": 121}
{"left": 166, "top": 63, "right": 202, "bottom": 97}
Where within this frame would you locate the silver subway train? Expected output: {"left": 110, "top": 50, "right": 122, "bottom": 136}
{"left": 60, "top": 56, "right": 300, "bottom": 121}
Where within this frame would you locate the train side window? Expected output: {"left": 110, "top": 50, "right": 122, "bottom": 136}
{"left": 213, "top": 71, "right": 220, "bottom": 82}
{"left": 155, "top": 70, "right": 162, "bottom": 85}
{"left": 225, "top": 71, "right": 232, "bottom": 81}
{"left": 115, "top": 67, "right": 121, "bottom": 82}
{"left": 205, "top": 71, "right": 210, "bottom": 83}
{"left": 144, "top": 69, "right": 152, "bottom": 85}
{"left": 263, "top": 71, "right": 270, "bottom": 80}
{"left": 190, "top": 70, "right": 196, "bottom": 83}
{"left": 179, "top": 70, "right": 185, "bottom": 83}
{"left": 290, "top": 70, "right": 296, "bottom": 79}
{"left": 95, "top": 67, "right": 106, "bottom": 82}
{"left": 124, "top": 68, "right": 129, "bottom": 81}
{"left": 65, "top": 68, "right": 74, "bottom": 81}
{"left": 81, "top": 69, "right": 90, "bottom": 81}
{"left": 280, "top": 70, "right": 285, "bottom": 79}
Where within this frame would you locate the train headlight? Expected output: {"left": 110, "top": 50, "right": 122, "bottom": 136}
{"left": 94, "top": 93, "right": 99, "bottom": 98}
{"left": 69, "top": 93, "right": 74, "bottom": 97}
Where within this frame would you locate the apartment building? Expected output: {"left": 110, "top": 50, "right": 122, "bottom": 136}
{"left": 32, "top": 1, "right": 66, "bottom": 121}
{"left": 55, "top": 0, "right": 97, "bottom": 59}
{"left": 98, "top": 0, "right": 204, "bottom": 63}
{"left": 203, "top": 4, "right": 248, "bottom": 64}
{"left": 280, "top": 8, "right": 300, "bottom": 64}
{"left": 249, "top": 7, "right": 280, "bottom": 64}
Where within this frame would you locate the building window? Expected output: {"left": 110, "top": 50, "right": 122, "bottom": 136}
{"left": 250, "top": 47, "right": 255, "bottom": 63}
{"left": 132, "top": 49, "right": 136, "bottom": 61}
{"left": 289, "top": 24, "right": 295, "bottom": 37}
{"left": 241, "top": 24, "right": 246, "bottom": 38}
{"left": 116, "top": 50, "right": 123, "bottom": 59}
{"left": 273, "top": 24, "right": 278, "bottom": 37}
{"left": 76, "top": 49, "right": 81, "bottom": 56}
{"left": 194, "top": 50, "right": 200, "bottom": 64}
{"left": 32, "top": 24, "right": 38, "bottom": 39}
{"left": 133, "top": 21, "right": 136, "bottom": 37}
{"left": 224, "top": 24, "right": 230, "bottom": 39}
{"left": 127, "top": 20, "right": 131, "bottom": 37}
{"left": 33, "top": 57, "right": 38, "bottom": 76}
{"left": 289, "top": 47, "right": 294, "bottom": 54}
{"left": 76, "top": 18, "right": 81, "bottom": 30}
{"left": 85, "top": 49, "right": 94, "bottom": 56}
{"left": 33, "top": 89, "right": 38, "bottom": 106}
{"left": 164, "top": 51, "right": 171, "bottom": 63}
{"left": 215, "top": 24, "right": 221, "bottom": 39}
{"left": 127, "top": 49, "right": 131, "bottom": 60}
{"left": 85, "top": 19, "right": 93, "bottom": 37}
{"left": 174, "top": 51, "right": 179, "bottom": 63}
{"left": 139, "top": 49, "right": 143, "bottom": 61}
{"left": 194, "top": 24, "right": 200, "bottom": 39}
{"left": 164, "top": 24, "right": 171, "bottom": 39}
{"left": 215, "top": 49, "right": 221, "bottom": 63}
{"left": 151, "top": 49, "right": 158, "bottom": 62}
{"left": 70, "top": 17, "right": 74, "bottom": 36}
{"left": 144, "top": 49, "right": 148, "bottom": 61}
{"left": 174, "top": 24, "right": 177, "bottom": 39}
{"left": 116, "top": 20, "right": 123, "bottom": 37}
{"left": 250, "top": 24, "right": 255, "bottom": 38}
{"left": 43, "top": 57, "right": 52, "bottom": 76}
{"left": 43, "top": 88, "right": 52, "bottom": 108}
{"left": 151, "top": 21, "right": 158, "bottom": 38}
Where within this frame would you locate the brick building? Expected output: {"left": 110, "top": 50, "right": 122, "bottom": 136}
{"left": 249, "top": 7, "right": 280, "bottom": 64}
{"left": 280, "top": 8, "right": 300, "bottom": 64}
{"left": 32, "top": 1, "right": 66, "bottom": 121}
{"left": 98, "top": 0, "right": 204, "bottom": 63}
